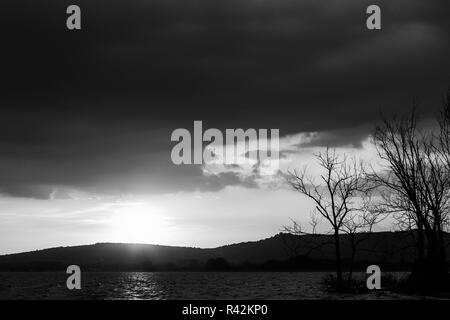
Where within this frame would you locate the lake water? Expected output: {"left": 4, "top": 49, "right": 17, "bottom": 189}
{"left": 0, "top": 272, "right": 421, "bottom": 300}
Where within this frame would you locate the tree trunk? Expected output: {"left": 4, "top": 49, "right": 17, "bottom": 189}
{"left": 417, "top": 228, "right": 446, "bottom": 289}
{"left": 437, "top": 225, "right": 447, "bottom": 279}
{"left": 334, "top": 230, "right": 343, "bottom": 291}
{"left": 417, "top": 222, "right": 425, "bottom": 260}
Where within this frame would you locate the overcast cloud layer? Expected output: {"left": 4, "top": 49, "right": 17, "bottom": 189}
{"left": 1, "top": 0, "right": 449, "bottom": 199}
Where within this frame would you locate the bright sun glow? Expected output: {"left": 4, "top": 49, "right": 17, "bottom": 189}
{"left": 109, "top": 202, "right": 170, "bottom": 244}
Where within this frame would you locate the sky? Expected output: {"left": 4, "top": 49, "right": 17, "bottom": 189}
{"left": 0, "top": 0, "right": 449, "bottom": 254}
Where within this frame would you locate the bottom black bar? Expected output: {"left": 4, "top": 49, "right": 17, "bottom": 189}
{"left": 0, "top": 300, "right": 448, "bottom": 319}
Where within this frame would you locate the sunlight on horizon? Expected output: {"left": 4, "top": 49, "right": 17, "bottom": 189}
{"left": 108, "top": 202, "right": 172, "bottom": 244}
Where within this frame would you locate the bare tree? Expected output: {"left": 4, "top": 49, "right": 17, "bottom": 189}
{"left": 286, "top": 147, "right": 368, "bottom": 290}
{"left": 370, "top": 105, "right": 450, "bottom": 286}
{"left": 434, "top": 89, "right": 450, "bottom": 268}
{"left": 370, "top": 110, "right": 429, "bottom": 259}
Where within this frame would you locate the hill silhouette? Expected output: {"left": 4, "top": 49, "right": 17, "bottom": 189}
{"left": 0, "top": 231, "right": 449, "bottom": 271}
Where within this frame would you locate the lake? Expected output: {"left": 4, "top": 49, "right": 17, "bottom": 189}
{"left": 0, "top": 271, "right": 421, "bottom": 300}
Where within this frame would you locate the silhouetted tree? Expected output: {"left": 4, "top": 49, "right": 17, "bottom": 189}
{"left": 370, "top": 103, "right": 450, "bottom": 288}
{"left": 434, "top": 89, "right": 450, "bottom": 271}
{"left": 287, "top": 147, "right": 369, "bottom": 290}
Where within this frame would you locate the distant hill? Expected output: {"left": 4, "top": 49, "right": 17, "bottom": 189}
{"left": 0, "top": 231, "right": 449, "bottom": 271}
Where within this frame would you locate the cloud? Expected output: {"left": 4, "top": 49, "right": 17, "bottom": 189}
{"left": 0, "top": 0, "right": 448, "bottom": 198}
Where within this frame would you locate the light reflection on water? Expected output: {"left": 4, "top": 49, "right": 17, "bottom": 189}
{"left": 0, "top": 271, "right": 414, "bottom": 300}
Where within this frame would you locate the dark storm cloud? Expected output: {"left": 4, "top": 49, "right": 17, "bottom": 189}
{"left": 0, "top": 0, "right": 449, "bottom": 197}
{"left": 298, "top": 125, "right": 373, "bottom": 148}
